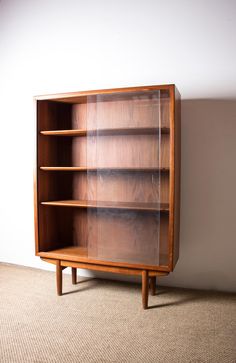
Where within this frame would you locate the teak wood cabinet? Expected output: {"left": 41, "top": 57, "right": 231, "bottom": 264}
{"left": 34, "top": 84, "right": 181, "bottom": 309}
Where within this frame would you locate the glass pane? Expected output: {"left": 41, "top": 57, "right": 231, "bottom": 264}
{"left": 86, "top": 90, "right": 167, "bottom": 266}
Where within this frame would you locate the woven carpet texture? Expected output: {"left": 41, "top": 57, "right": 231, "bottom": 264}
{"left": 0, "top": 263, "right": 236, "bottom": 363}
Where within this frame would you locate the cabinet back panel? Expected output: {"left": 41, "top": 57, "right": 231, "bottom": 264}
{"left": 73, "top": 171, "right": 169, "bottom": 204}
{"left": 87, "top": 210, "right": 168, "bottom": 266}
{"left": 38, "top": 207, "right": 168, "bottom": 266}
{"left": 38, "top": 136, "right": 73, "bottom": 166}
{"left": 38, "top": 171, "right": 73, "bottom": 202}
{"left": 37, "top": 171, "right": 169, "bottom": 204}
{"left": 38, "top": 134, "right": 170, "bottom": 169}
{"left": 38, "top": 207, "right": 73, "bottom": 252}
{"left": 37, "top": 92, "right": 170, "bottom": 132}
{"left": 71, "top": 91, "right": 170, "bottom": 129}
{"left": 72, "top": 134, "right": 170, "bottom": 168}
{"left": 37, "top": 100, "right": 72, "bottom": 130}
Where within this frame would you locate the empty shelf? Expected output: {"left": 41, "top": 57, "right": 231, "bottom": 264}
{"left": 40, "top": 166, "right": 169, "bottom": 172}
{"left": 40, "top": 246, "right": 88, "bottom": 259}
{"left": 40, "top": 127, "right": 170, "bottom": 136}
{"left": 41, "top": 200, "right": 169, "bottom": 212}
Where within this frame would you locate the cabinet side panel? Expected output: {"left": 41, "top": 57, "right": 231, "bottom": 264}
{"left": 34, "top": 99, "right": 39, "bottom": 254}
{"left": 172, "top": 86, "right": 181, "bottom": 268}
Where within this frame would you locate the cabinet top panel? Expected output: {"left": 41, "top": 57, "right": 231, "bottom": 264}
{"left": 35, "top": 84, "right": 176, "bottom": 103}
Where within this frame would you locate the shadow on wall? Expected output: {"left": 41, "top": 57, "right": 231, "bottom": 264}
{"left": 162, "top": 99, "right": 236, "bottom": 292}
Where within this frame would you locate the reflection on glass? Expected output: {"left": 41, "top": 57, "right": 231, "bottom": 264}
{"left": 83, "top": 90, "right": 170, "bottom": 266}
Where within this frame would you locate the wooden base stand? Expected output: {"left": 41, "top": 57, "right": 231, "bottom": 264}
{"left": 142, "top": 270, "right": 149, "bottom": 309}
{"left": 48, "top": 258, "right": 167, "bottom": 309}
{"left": 56, "top": 260, "right": 62, "bottom": 296}
{"left": 72, "top": 267, "right": 77, "bottom": 284}
{"left": 149, "top": 276, "right": 156, "bottom": 296}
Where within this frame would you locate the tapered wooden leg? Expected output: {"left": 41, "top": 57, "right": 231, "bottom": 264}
{"left": 142, "top": 270, "right": 149, "bottom": 309}
{"left": 150, "top": 276, "right": 156, "bottom": 296}
{"left": 72, "top": 267, "right": 77, "bottom": 285}
{"left": 56, "top": 260, "right": 62, "bottom": 296}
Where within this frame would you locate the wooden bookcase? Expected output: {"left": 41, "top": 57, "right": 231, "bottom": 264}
{"left": 34, "top": 84, "right": 181, "bottom": 309}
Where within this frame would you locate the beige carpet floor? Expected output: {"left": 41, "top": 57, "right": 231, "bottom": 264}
{"left": 0, "top": 263, "right": 235, "bottom": 363}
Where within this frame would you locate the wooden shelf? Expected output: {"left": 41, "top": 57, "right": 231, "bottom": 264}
{"left": 40, "top": 166, "right": 169, "bottom": 172}
{"left": 40, "top": 127, "right": 170, "bottom": 136}
{"left": 41, "top": 200, "right": 169, "bottom": 212}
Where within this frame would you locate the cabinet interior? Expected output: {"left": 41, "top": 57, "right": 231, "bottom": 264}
{"left": 36, "top": 89, "right": 171, "bottom": 268}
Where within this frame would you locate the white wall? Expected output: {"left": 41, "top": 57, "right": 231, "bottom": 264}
{"left": 0, "top": 0, "right": 236, "bottom": 292}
